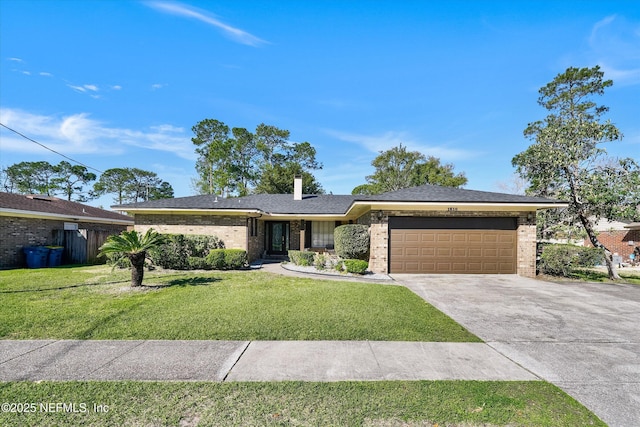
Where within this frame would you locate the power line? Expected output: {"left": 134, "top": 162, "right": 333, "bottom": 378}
{"left": 0, "top": 122, "right": 104, "bottom": 174}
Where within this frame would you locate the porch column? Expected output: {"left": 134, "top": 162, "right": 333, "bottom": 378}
{"left": 299, "top": 220, "right": 306, "bottom": 251}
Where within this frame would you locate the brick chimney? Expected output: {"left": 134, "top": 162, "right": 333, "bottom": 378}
{"left": 294, "top": 175, "right": 303, "bottom": 200}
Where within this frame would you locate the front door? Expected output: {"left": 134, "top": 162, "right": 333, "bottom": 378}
{"left": 266, "top": 221, "right": 290, "bottom": 255}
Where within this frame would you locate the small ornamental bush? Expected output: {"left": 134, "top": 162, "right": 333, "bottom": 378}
{"left": 288, "top": 250, "right": 315, "bottom": 266}
{"left": 314, "top": 253, "right": 327, "bottom": 270}
{"left": 334, "top": 224, "right": 370, "bottom": 261}
{"left": 206, "top": 249, "right": 248, "bottom": 270}
{"left": 539, "top": 244, "right": 604, "bottom": 277}
{"left": 223, "top": 249, "right": 249, "bottom": 269}
{"left": 342, "top": 259, "right": 369, "bottom": 275}
{"left": 206, "top": 250, "right": 226, "bottom": 270}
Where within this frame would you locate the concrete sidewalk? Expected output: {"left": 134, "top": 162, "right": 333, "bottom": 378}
{"left": 0, "top": 340, "right": 538, "bottom": 382}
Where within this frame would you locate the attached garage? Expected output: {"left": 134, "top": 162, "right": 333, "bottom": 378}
{"left": 389, "top": 217, "right": 517, "bottom": 274}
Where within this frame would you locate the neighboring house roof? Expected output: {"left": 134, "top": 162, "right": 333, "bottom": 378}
{"left": 625, "top": 222, "right": 640, "bottom": 230}
{"left": 113, "top": 184, "right": 566, "bottom": 219}
{"left": 0, "top": 192, "right": 134, "bottom": 225}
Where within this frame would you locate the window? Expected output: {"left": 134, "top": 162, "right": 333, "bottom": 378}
{"left": 248, "top": 217, "right": 258, "bottom": 237}
{"left": 312, "top": 221, "right": 335, "bottom": 248}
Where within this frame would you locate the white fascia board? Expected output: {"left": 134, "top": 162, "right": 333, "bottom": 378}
{"left": 0, "top": 208, "right": 134, "bottom": 225}
{"left": 115, "top": 208, "right": 263, "bottom": 216}
{"left": 261, "top": 213, "right": 349, "bottom": 221}
{"left": 345, "top": 201, "right": 568, "bottom": 215}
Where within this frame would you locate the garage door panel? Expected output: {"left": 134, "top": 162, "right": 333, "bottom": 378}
{"left": 390, "top": 224, "right": 516, "bottom": 274}
{"left": 421, "top": 248, "right": 435, "bottom": 257}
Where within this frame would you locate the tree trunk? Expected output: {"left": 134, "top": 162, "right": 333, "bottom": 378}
{"left": 578, "top": 214, "right": 621, "bottom": 280}
{"left": 129, "top": 251, "right": 146, "bottom": 287}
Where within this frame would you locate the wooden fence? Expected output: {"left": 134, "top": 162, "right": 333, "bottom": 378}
{"left": 52, "top": 229, "right": 114, "bottom": 264}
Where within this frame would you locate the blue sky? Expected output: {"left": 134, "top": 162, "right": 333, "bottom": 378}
{"left": 1, "top": 0, "right": 639, "bottom": 208}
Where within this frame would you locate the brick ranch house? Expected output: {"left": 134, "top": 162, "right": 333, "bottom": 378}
{"left": 114, "top": 178, "right": 565, "bottom": 277}
{"left": 583, "top": 219, "right": 640, "bottom": 265}
{"left": 0, "top": 192, "right": 134, "bottom": 269}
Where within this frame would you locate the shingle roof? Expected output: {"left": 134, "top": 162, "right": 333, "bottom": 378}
{"left": 0, "top": 192, "right": 134, "bottom": 223}
{"left": 372, "top": 184, "right": 563, "bottom": 204}
{"left": 113, "top": 193, "right": 356, "bottom": 214}
{"left": 113, "top": 184, "right": 564, "bottom": 215}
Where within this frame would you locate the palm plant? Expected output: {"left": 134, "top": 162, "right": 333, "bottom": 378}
{"left": 99, "top": 229, "right": 165, "bottom": 287}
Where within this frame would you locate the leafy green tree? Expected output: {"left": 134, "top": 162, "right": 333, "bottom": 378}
{"left": 191, "top": 119, "right": 323, "bottom": 196}
{"left": 352, "top": 144, "right": 467, "bottom": 194}
{"left": 3, "top": 160, "right": 96, "bottom": 201}
{"left": 5, "top": 161, "right": 57, "bottom": 195}
{"left": 51, "top": 161, "right": 96, "bottom": 201}
{"left": 93, "top": 168, "right": 173, "bottom": 204}
{"left": 93, "top": 168, "right": 136, "bottom": 204}
{"left": 255, "top": 164, "right": 324, "bottom": 195}
{"left": 191, "top": 119, "right": 236, "bottom": 196}
{"left": 98, "top": 229, "right": 166, "bottom": 287}
{"left": 512, "top": 66, "right": 640, "bottom": 280}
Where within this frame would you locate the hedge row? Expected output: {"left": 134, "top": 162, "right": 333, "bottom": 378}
{"left": 185, "top": 250, "right": 249, "bottom": 270}
{"left": 288, "top": 250, "right": 315, "bottom": 266}
{"left": 288, "top": 250, "right": 369, "bottom": 275}
{"left": 150, "top": 234, "right": 224, "bottom": 270}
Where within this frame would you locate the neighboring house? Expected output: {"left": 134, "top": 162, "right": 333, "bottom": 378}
{"left": 584, "top": 219, "right": 640, "bottom": 264}
{"left": 114, "top": 177, "right": 565, "bottom": 277}
{"left": 0, "top": 192, "right": 134, "bottom": 269}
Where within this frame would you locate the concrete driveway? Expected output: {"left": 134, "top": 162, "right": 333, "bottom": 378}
{"left": 393, "top": 274, "right": 640, "bottom": 427}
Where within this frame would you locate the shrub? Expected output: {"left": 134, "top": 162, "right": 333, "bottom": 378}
{"left": 151, "top": 234, "right": 224, "bottom": 270}
{"left": 105, "top": 252, "right": 129, "bottom": 269}
{"left": 223, "top": 249, "right": 249, "bottom": 269}
{"left": 342, "top": 259, "right": 369, "bottom": 275}
{"left": 334, "top": 224, "right": 370, "bottom": 261}
{"left": 539, "top": 244, "right": 604, "bottom": 277}
{"left": 206, "top": 249, "right": 248, "bottom": 270}
{"left": 314, "top": 253, "right": 327, "bottom": 270}
{"left": 206, "top": 250, "right": 226, "bottom": 270}
{"left": 288, "top": 250, "right": 315, "bottom": 266}
{"left": 187, "top": 256, "right": 211, "bottom": 270}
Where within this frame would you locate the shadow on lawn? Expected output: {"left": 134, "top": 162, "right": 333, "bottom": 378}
{"left": 148, "top": 276, "right": 221, "bottom": 288}
{"left": 0, "top": 274, "right": 221, "bottom": 293}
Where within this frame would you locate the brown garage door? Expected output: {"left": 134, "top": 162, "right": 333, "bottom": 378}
{"left": 389, "top": 217, "right": 517, "bottom": 274}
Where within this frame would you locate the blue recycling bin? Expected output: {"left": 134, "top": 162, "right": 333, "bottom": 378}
{"left": 46, "top": 246, "right": 64, "bottom": 267}
{"left": 23, "top": 246, "right": 49, "bottom": 268}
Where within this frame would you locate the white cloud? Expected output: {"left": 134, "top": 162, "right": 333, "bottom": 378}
{"left": 67, "top": 84, "right": 93, "bottom": 93}
{"left": 110, "top": 85, "right": 122, "bottom": 90}
{"left": 324, "top": 129, "right": 477, "bottom": 161}
{"left": 7, "top": 57, "right": 23, "bottom": 63}
{"left": 587, "top": 15, "right": 640, "bottom": 86}
{"left": 146, "top": 1, "right": 268, "bottom": 47}
{"left": 0, "top": 108, "right": 196, "bottom": 160}
{"left": 151, "top": 83, "right": 167, "bottom": 90}
{"left": 39, "top": 72, "right": 53, "bottom": 77}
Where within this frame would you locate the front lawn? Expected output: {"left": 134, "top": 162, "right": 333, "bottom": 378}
{"left": 0, "top": 381, "right": 605, "bottom": 427}
{"left": 0, "top": 266, "right": 479, "bottom": 342}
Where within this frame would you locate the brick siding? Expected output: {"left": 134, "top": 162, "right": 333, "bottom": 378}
{"left": 584, "top": 229, "right": 640, "bottom": 263}
{"left": 135, "top": 213, "right": 250, "bottom": 253}
{"left": 0, "top": 216, "right": 127, "bottom": 269}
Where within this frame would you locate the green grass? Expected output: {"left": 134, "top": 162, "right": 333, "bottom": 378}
{"left": 0, "top": 266, "right": 478, "bottom": 341}
{"left": 572, "top": 268, "right": 640, "bottom": 285}
{"left": 0, "top": 381, "right": 605, "bottom": 427}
